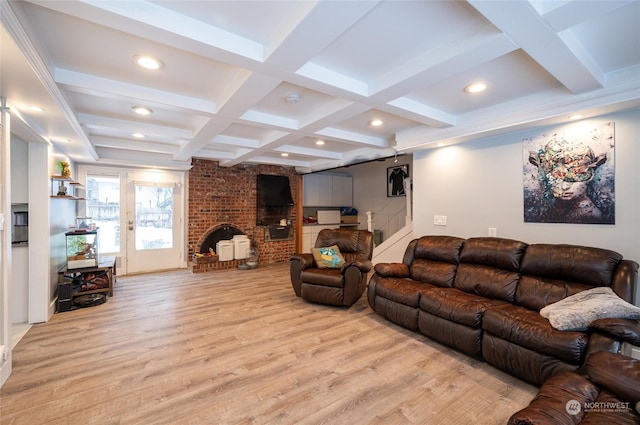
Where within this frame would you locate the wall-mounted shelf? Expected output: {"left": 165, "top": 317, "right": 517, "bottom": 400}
{"left": 50, "top": 175, "right": 86, "bottom": 200}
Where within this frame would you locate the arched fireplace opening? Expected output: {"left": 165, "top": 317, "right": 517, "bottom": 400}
{"left": 199, "top": 224, "right": 245, "bottom": 254}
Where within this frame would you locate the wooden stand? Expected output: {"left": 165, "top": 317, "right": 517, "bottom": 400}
{"left": 57, "top": 256, "right": 116, "bottom": 312}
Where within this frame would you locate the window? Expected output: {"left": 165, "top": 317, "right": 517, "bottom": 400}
{"left": 86, "top": 175, "right": 120, "bottom": 253}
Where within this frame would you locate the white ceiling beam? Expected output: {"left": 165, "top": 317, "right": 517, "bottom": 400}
{"left": 396, "top": 78, "right": 640, "bottom": 151}
{"left": 74, "top": 0, "right": 263, "bottom": 61}
{"left": 297, "top": 102, "right": 370, "bottom": 132}
{"left": 265, "top": 0, "right": 380, "bottom": 70}
{"left": 78, "top": 113, "right": 192, "bottom": 139}
{"left": 94, "top": 146, "right": 192, "bottom": 170}
{"left": 541, "top": 0, "right": 635, "bottom": 32}
{"left": 91, "top": 136, "right": 180, "bottom": 154}
{"left": 275, "top": 145, "right": 343, "bottom": 160}
{"left": 371, "top": 33, "right": 517, "bottom": 102}
{"left": 56, "top": 69, "right": 216, "bottom": 114}
{"left": 174, "top": 116, "right": 233, "bottom": 161}
{"left": 210, "top": 135, "right": 260, "bottom": 149}
{"left": 468, "top": 0, "right": 604, "bottom": 93}
{"left": 315, "top": 127, "right": 389, "bottom": 148}
{"left": 176, "top": 72, "right": 282, "bottom": 162}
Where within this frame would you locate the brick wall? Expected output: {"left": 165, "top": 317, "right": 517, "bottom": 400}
{"left": 188, "top": 159, "right": 299, "bottom": 271}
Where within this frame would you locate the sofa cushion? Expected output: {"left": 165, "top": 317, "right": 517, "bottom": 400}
{"left": 483, "top": 304, "right": 588, "bottom": 364}
{"left": 459, "top": 237, "right": 527, "bottom": 272}
{"left": 419, "top": 287, "right": 509, "bottom": 328}
{"left": 410, "top": 259, "right": 457, "bottom": 288}
{"left": 515, "top": 243, "right": 623, "bottom": 312}
{"left": 374, "top": 277, "right": 430, "bottom": 307}
{"left": 521, "top": 244, "right": 622, "bottom": 286}
{"left": 540, "top": 287, "right": 640, "bottom": 331}
{"left": 454, "top": 264, "right": 520, "bottom": 303}
{"left": 413, "top": 235, "right": 464, "bottom": 264}
{"left": 453, "top": 237, "right": 527, "bottom": 302}
{"left": 515, "top": 275, "right": 593, "bottom": 312}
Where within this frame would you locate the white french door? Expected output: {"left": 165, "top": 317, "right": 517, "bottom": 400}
{"left": 126, "top": 179, "right": 182, "bottom": 274}
{"left": 80, "top": 166, "right": 185, "bottom": 275}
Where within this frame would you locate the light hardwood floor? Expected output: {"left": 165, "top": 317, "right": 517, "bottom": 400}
{"left": 0, "top": 264, "right": 536, "bottom": 424}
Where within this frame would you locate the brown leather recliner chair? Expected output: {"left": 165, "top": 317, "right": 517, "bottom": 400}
{"left": 290, "top": 228, "right": 373, "bottom": 307}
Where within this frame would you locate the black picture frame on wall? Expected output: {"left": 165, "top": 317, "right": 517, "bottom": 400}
{"left": 387, "top": 164, "right": 409, "bottom": 197}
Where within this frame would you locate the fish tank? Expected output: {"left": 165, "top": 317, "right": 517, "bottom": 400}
{"left": 65, "top": 230, "right": 98, "bottom": 269}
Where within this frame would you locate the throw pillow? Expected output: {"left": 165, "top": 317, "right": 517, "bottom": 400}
{"left": 540, "top": 287, "right": 640, "bottom": 331}
{"left": 312, "top": 245, "right": 345, "bottom": 269}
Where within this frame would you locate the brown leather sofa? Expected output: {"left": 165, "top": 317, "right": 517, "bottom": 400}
{"left": 290, "top": 228, "right": 373, "bottom": 307}
{"left": 367, "top": 236, "right": 639, "bottom": 386}
{"left": 508, "top": 351, "right": 640, "bottom": 424}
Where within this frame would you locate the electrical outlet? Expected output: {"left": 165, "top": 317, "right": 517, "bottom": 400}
{"left": 434, "top": 215, "right": 447, "bottom": 226}
{"left": 488, "top": 227, "right": 497, "bottom": 237}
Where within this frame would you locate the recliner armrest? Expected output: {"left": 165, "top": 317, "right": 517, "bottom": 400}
{"left": 590, "top": 318, "right": 640, "bottom": 346}
{"left": 290, "top": 253, "right": 316, "bottom": 270}
{"left": 373, "top": 262, "right": 409, "bottom": 278}
{"left": 342, "top": 260, "right": 373, "bottom": 274}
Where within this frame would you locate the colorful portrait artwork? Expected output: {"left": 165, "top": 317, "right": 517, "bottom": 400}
{"left": 523, "top": 122, "right": 615, "bottom": 224}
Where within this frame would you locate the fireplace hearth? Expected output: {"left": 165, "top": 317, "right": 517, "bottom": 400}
{"left": 199, "top": 224, "right": 245, "bottom": 254}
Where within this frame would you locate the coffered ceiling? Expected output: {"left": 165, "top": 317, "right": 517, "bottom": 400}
{"left": 2, "top": 0, "right": 639, "bottom": 172}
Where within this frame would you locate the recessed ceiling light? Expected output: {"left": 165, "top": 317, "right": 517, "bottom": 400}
{"left": 370, "top": 119, "right": 383, "bottom": 127}
{"left": 132, "top": 106, "right": 153, "bottom": 115}
{"left": 280, "top": 153, "right": 289, "bottom": 157}
{"left": 315, "top": 139, "right": 325, "bottom": 146}
{"left": 569, "top": 114, "right": 584, "bottom": 120}
{"left": 133, "top": 55, "right": 164, "bottom": 70}
{"left": 132, "top": 133, "right": 145, "bottom": 138}
{"left": 464, "top": 82, "right": 488, "bottom": 93}
{"left": 28, "top": 105, "right": 45, "bottom": 112}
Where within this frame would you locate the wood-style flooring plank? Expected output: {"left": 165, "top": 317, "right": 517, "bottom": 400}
{"left": 0, "top": 264, "right": 536, "bottom": 424}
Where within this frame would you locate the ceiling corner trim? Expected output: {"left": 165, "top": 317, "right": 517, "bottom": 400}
{"left": 2, "top": 1, "right": 98, "bottom": 160}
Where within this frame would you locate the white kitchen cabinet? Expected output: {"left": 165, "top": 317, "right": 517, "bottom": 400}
{"left": 302, "top": 225, "right": 336, "bottom": 253}
{"left": 332, "top": 175, "right": 352, "bottom": 206}
{"left": 303, "top": 174, "right": 352, "bottom": 207}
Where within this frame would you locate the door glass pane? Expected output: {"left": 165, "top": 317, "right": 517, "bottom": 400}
{"left": 87, "top": 175, "right": 120, "bottom": 253}
{"left": 135, "top": 185, "right": 173, "bottom": 250}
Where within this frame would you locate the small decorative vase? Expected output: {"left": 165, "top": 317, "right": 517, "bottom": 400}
{"left": 57, "top": 181, "right": 68, "bottom": 196}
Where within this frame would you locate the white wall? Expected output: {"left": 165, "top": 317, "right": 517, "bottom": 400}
{"left": 350, "top": 155, "right": 412, "bottom": 241}
{"left": 413, "top": 109, "right": 640, "bottom": 304}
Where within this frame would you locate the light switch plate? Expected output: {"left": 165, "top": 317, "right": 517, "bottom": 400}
{"left": 434, "top": 215, "right": 447, "bottom": 226}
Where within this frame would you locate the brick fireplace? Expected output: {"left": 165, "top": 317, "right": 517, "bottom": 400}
{"left": 188, "top": 159, "right": 299, "bottom": 272}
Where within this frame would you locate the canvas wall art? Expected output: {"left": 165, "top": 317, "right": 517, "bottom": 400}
{"left": 523, "top": 122, "right": 615, "bottom": 224}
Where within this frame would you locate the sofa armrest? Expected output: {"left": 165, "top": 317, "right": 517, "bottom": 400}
{"left": 586, "top": 351, "right": 640, "bottom": 404}
{"left": 590, "top": 318, "right": 640, "bottom": 346}
{"left": 373, "top": 262, "right": 409, "bottom": 278}
{"left": 290, "top": 253, "right": 316, "bottom": 270}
